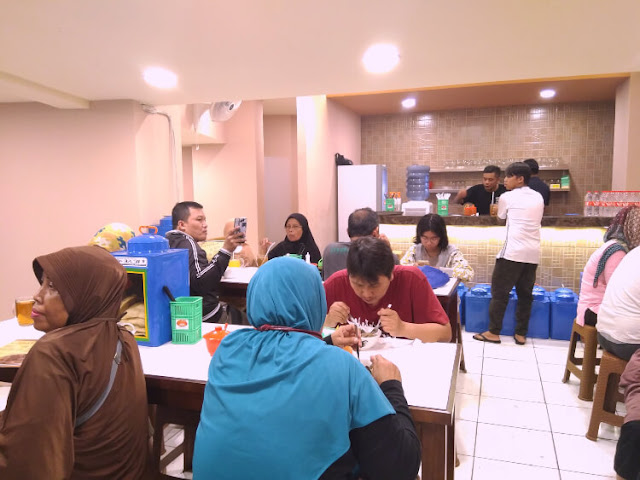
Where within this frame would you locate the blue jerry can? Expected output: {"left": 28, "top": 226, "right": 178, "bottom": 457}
{"left": 464, "top": 285, "right": 491, "bottom": 333}
{"left": 528, "top": 286, "right": 550, "bottom": 339}
{"left": 550, "top": 288, "right": 578, "bottom": 340}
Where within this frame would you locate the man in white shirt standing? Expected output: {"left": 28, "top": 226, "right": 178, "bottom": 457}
{"left": 473, "top": 162, "right": 544, "bottom": 345}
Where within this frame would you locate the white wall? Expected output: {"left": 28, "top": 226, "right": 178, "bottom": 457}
{"left": 0, "top": 100, "right": 175, "bottom": 317}
{"left": 295, "top": 96, "right": 361, "bottom": 251}
{"left": 191, "top": 101, "right": 264, "bottom": 247}
{"left": 263, "top": 115, "right": 297, "bottom": 241}
{"left": 613, "top": 73, "right": 640, "bottom": 190}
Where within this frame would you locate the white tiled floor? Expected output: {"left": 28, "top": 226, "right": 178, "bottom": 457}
{"left": 0, "top": 332, "right": 623, "bottom": 479}
{"left": 455, "top": 330, "right": 620, "bottom": 479}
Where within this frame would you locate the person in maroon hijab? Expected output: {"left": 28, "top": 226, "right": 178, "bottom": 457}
{"left": 0, "top": 246, "right": 150, "bottom": 479}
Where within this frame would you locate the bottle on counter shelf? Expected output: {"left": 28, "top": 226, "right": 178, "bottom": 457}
{"left": 591, "top": 191, "right": 600, "bottom": 217}
{"left": 583, "top": 191, "right": 593, "bottom": 217}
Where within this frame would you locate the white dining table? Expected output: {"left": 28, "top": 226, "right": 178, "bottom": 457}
{"left": 0, "top": 317, "right": 460, "bottom": 480}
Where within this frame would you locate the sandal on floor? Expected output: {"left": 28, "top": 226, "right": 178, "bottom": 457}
{"left": 513, "top": 335, "right": 526, "bottom": 345}
{"left": 473, "top": 333, "right": 501, "bottom": 344}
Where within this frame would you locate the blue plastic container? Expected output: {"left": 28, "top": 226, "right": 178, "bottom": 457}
{"left": 499, "top": 288, "right": 518, "bottom": 336}
{"left": 156, "top": 215, "right": 173, "bottom": 238}
{"left": 550, "top": 287, "right": 578, "bottom": 340}
{"left": 528, "top": 286, "right": 550, "bottom": 339}
{"left": 464, "top": 285, "right": 491, "bottom": 333}
{"left": 112, "top": 226, "right": 190, "bottom": 347}
{"left": 457, "top": 283, "right": 468, "bottom": 326}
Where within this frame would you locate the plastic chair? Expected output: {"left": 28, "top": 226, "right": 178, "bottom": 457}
{"left": 562, "top": 319, "right": 601, "bottom": 401}
{"left": 586, "top": 350, "right": 627, "bottom": 441}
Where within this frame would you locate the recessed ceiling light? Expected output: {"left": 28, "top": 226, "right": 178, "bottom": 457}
{"left": 539, "top": 89, "right": 556, "bottom": 99}
{"left": 402, "top": 98, "right": 416, "bottom": 109}
{"left": 143, "top": 66, "right": 178, "bottom": 89}
{"left": 362, "top": 44, "right": 400, "bottom": 74}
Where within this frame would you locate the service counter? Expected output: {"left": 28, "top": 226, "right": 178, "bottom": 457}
{"left": 378, "top": 213, "right": 612, "bottom": 292}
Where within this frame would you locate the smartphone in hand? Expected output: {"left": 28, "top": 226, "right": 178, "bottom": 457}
{"left": 234, "top": 217, "right": 247, "bottom": 242}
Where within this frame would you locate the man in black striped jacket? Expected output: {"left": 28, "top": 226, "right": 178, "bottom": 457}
{"left": 167, "top": 201, "right": 245, "bottom": 322}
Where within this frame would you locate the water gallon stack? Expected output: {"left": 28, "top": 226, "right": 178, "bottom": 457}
{"left": 406, "top": 165, "right": 430, "bottom": 201}
{"left": 550, "top": 287, "right": 578, "bottom": 340}
{"left": 112, "top": 226, "right": 189, "bottom": 347}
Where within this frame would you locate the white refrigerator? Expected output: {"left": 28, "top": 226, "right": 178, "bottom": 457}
{"left": 337, "top": 164, "right": 388, "bottom": 242}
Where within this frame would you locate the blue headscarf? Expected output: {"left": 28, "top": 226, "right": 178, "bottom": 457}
{"left": 193, "top": 257, "right": 394, "bottom": 479}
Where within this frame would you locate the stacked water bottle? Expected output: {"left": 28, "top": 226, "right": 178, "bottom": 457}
{"left": 406, "top": 165, "right": 430, "bottom": 201}
{"left": 584, "top": 191, "right": 640, "bottom": 217}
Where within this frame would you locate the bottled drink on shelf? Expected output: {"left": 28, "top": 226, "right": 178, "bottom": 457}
{"left": 591, "top": 191, "right": 600, "bottom": 216}
{"left": 583, "top": 191, "right": 593, "bottom": 217}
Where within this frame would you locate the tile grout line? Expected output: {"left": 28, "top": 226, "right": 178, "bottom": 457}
{"left": 534, "top": 344, "right": 562, "bottom": 475}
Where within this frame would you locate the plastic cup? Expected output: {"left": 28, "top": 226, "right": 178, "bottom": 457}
{"left": 15, "top": 297, "right": 35, "bottom": 326}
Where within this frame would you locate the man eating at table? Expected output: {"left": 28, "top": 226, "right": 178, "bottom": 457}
{"left": 324, "top": 237, "right": 451, "bottom": 342}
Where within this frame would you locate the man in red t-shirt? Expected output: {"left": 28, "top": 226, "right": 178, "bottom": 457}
{"left": 324, "top": 237, "right": 451, "bottom": 343}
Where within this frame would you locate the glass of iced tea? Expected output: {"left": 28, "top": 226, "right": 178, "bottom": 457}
{"left": 15, "top": 296, "right": 35, "bottom": 326}
{"left": 490, "top": 203, "right": 499, "bottom": 217}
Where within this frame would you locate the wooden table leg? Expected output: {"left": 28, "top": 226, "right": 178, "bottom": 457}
{"left": 420, "top": 423, "right": 447, "bottom": 480}
{"left": 447, "top": 418, "right": 456, "bottom": 480}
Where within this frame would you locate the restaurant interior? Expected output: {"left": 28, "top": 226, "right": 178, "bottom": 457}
{"left": 1, "top": 1, "right": 640, "bottom": 478}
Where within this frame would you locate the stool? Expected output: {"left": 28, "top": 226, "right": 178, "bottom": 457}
{"left": 151, "top": 405, "right": 200, "bottom": 478}
{"left": 562, "top": 319, "right": 600, "bottom": 401}
{"left": 586, "top": 350, "right": 627, "bottom": 441}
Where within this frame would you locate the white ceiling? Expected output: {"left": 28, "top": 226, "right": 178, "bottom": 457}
{"left": 1, "top": 1, "right": 639, "bottom": 109}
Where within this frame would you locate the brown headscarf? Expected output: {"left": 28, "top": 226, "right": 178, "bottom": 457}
{"left": 33, "top": 245, "right": 127, "bottom": 325}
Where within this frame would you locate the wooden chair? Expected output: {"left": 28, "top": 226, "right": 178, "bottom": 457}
{"left": 586, "top": 350, "right": 627, "bottom": 441}
{"left": 151, "top": 405, "right": 199, "bottom": 478}
{"left": 562, "top": 319, "right": 600, "bottom": 401}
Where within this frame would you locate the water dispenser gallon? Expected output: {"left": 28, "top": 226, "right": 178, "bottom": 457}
{"left": 406, "top": 165, "right": 430, "bottom": 201}
{"left": 550, "top": 287, "right": 578, "bottom": 340}
{"left": 528, "top": 286, "right": 550, "bottom": 339}
{"left": 464, "top": 285, "right": 491, "bottom": 333}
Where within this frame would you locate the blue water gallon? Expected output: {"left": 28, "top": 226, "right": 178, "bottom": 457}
{"left": 457, "top": 282, "right": 468, "bottom": 326}
{"left": 550, "top": 287, "right": 578, "bottom": 340}
{"left": 499, "top": 287, "right": 518, "bottom": 336}
{"left": 528, "top": 286, "right": 550, "bottom": 339}
{"left": 464, "top": 285, "right": 491, "bottom": 333}
{"left": 112, "top": 226, "right": 189, "bottom": 347}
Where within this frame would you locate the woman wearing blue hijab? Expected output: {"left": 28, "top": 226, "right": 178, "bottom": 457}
{"left": 193, "top": 257, "right": 420, "bottom": 479}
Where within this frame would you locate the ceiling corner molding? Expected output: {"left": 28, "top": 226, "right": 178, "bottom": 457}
{"left": 0, "top": 71, "right": 89, "bottom": 109}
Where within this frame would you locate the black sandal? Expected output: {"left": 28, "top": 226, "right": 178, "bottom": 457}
{"left": 473, "top": 333, "right": 501, "bottom": 344}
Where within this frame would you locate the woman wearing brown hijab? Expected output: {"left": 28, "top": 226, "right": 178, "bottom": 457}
{"left": 0, "top": 246, "right": 149, "bottom": 479}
